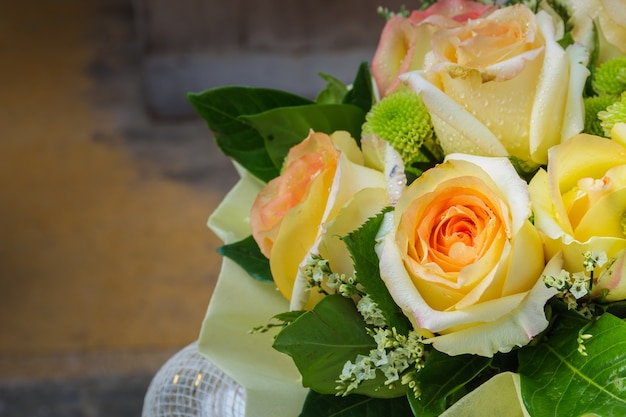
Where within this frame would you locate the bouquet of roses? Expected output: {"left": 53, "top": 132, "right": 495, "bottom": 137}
{"left": 189, "top": 0, "right": 626, "bottom": 416}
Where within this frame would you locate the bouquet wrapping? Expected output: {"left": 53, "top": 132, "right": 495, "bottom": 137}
{"left": 190, "top": 1, "right": 626, "bottom": 416}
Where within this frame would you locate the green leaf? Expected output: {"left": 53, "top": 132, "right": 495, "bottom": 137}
{"left": 273, "top": 310, "right": 307, "bottom": 324}
{"left": 316, "top": 72, "right": 349, "bottom": 104}
{"left": 557, "top": 31, "right": 575, "bottom": 50}
{"left": 187, "top": 87, "right": 313, "bottom": 182}
{"left": 299, "top": 390, "right": 413, "bottom": 417}
{"left": 342, "top": 209, "right": 412, "bottom": 335}
{"left": 408, "top": 350, "right": 492, "bottom": 417}
{"left": 273, "top": 294, "right": 405, "bottom": 399}
{"left": 216, "top": 235, "right": 273, "bottom": 283}
{"left": 343, "top": 61, "right": 375, "bottom": 114}
{"left": 519, "top": 313, "right": 626, "bottom": 417}
{"left": 242, "top": 104, "right": 366, "bottom": 169}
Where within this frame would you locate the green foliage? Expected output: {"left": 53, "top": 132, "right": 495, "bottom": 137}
{"left": 299, "top": 390, "right": 413, "bottom": 417}
{"left": 187, "top": 87, "right": 312, "bottom": 182}
{"left": 342, "top": 209, "right": 412, "bottom": 335}
{"left": 273, "top": 294, "right": 406, "bottom": 399}
{"left": 377, "top": 5, "right": 410, "bottom": 20}
{"left": 557, "top": 31, "right": 574, "bottom": 50}
{"left": 273, "top": 310, "right": 307, "bottom": 324}
{"left": 519, "top": 313, "right": 626, "bottom": 417}
{"left": 584, "top": 95, "right": 618, "bottom": 136}
{"left": 508, "top": 156, "right": 540, "bottom": 182}
{"left": 599, "top": 94, "right": 626, "bottom": 137}
{"left": 592, "top": 58, "right": 626, "bottom": 96}
{"left": 408, "top": 350, "right": 492, "bottom": 417}
{"left": 316, "top": 72, "right": 349, "bottom": 104}
{"left": 343, "top": 62, "right": 375, "bottom": 115}
{"left": 241, "top": 104, "right": 366, "bottom": 170}
{"left": 187, "top": 62, "right": 372, "bottom": 184}
{"left": 493, "top": 0, "right": 539, "bottom": 11}
{"left": 216, "top": 235, "right": 273, "bottom": 283}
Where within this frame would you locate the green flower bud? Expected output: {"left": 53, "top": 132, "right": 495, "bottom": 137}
{"left": 598, "top": 93, "right": 626, "bottom": 137}
{"left": 362, "top": 90, "right": 435, "bottom": 164}
{"left": 584, "top": 95, "right": 619, "bottom": 136}
{"left": 592, "top": 57, "right": 626, "bottom": 96}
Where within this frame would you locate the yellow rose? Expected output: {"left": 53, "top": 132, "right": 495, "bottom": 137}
{"left": 250, "top": 130, "right": 404, "bottom": 309}
{"left": 529, "top": 133, "right": 626, "bottom": 302}
{"left": 377, "top": 154, "right": 558, "bottom": 357}
{"left": 567, "top": 0, "right": 626, "bottom": 63}
{"left": 403, "top": 5, "right": 589, "bottom": 167}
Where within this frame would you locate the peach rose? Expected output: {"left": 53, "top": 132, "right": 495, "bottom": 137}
{"left": 251, "top": 130, "right": 404, "bottom": 309}
{"left": 403, "top": 4, "right": 589, "bottom": 167}
{"left": 376, "top": 154, "right": 558, "bottom": 357}
{"left": 371, "top": 0, "right": 496, "bottom": 97}
{"left": 529, "top": 132, "right": 626, "bottom": 302}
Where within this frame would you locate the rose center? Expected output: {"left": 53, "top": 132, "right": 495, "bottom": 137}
{"left": 562, "top": 175, "right": 613, "bottom": 230}
{"left": 414, "top": 186, "right": 501, "bottom": 273}
{"left": 434, "top": 204, "right": 492, "bottom": 270}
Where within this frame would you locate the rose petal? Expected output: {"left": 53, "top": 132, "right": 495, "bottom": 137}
{"left": 270, "top": 170, "right": 332, "bottom": 305}
{"left": 372, "top": 17, "right": 431, "bottom": 97}
{"left": 560, "top": 43, "right": 590, "bottom": 142}
{"left": 529, "top": 168, "right": 575, "bottom": 241}
{"left": 447, "top": 154, "right": 530, "bottom": 233}
{"left": 426, "top": 254, "right": 561, "bottom": 356}
{"left": 285, "top": 147, "right": 390, "bottom": 310}
{"left": 576, "top": 186, "right": 626, "bottom": 241}
{"left": 402, "top": 70, "right": 508, "bottom": 158}
{"left": 598, "top": 0, "right": 626, "bottom": 54}
{"left": 409, "top": 0, "right": 495, "bottom": 23}
{"left": 379, "top": 225, "right": 536, "bottom": 335}
{"left": 528, "top": 11, "right": 570, "bottom": 164}
{"left": 320, "top": 187, "right": 390, "bottom": 281}
{"left": 594, "top": 249, "right": 626, "bottom": 301}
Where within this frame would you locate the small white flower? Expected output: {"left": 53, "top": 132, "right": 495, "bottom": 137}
{"left": 326, "top": 273, "right": 341, "bottom": 289}
{"left": 570, "top": 271, "right": 590, "bottom": 299}
{"left": 340, "top": 360, "right": 355, "bottom": 379}
{"left": 543, "top": 269, "right": 570, "bottom": 290}
{"left": 353, "top": 355, "right": 376, "bottom": 381}
{"left": 357, "top": 295, "right": 387, "bottom": 326}
{"left": 388, "top": 349, "right": 410, "bottom": 372}
{"left": 583, "top": 250, "right": 608, "bottom": 272}
{"left": 570, "top": 281, "right": 588, "bottom": 299}
{"left": 381, "top": 365, "right": 399, "bottom": 384}
{"left": 370, "top": 349, "right": 389, "bottom": 367}
{"left": 371, "top": 328, "right": 391, "bottom": 350}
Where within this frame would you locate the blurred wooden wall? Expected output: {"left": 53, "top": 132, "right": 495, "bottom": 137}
{"left": 133, "top": 0, "right": 413, "bottom": 117}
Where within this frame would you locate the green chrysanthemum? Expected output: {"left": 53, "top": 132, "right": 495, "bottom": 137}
{"left": 362, "top": 90, "right": 434, "bottom": 164}
{"left": 592, "top": 57, "right": 626, "bottom": 96}
{"left": 584, "top": 95, "right": 619, "bottom": 136}
{"left": 598, "top": 93, "right": 626, "bottom": 137}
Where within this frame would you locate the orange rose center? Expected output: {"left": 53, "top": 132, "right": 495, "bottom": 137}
{"left": 405, "top": 184, "right": 503, "bottom": 274}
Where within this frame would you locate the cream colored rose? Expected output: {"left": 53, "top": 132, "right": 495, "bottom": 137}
{"left": 403, "top": 5, "right": 589, "bottom": 167}
{"left": 376, "top": 154, "right": 558, "bottom": 357}
{"left": 529, "top": 133, "right": 626, "bottom": 302}
{"left": 567, "top": 0, "right": 626, "bottom": 63}
{"left": 250, "top": 130, "right": 404, "bottom": 309}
